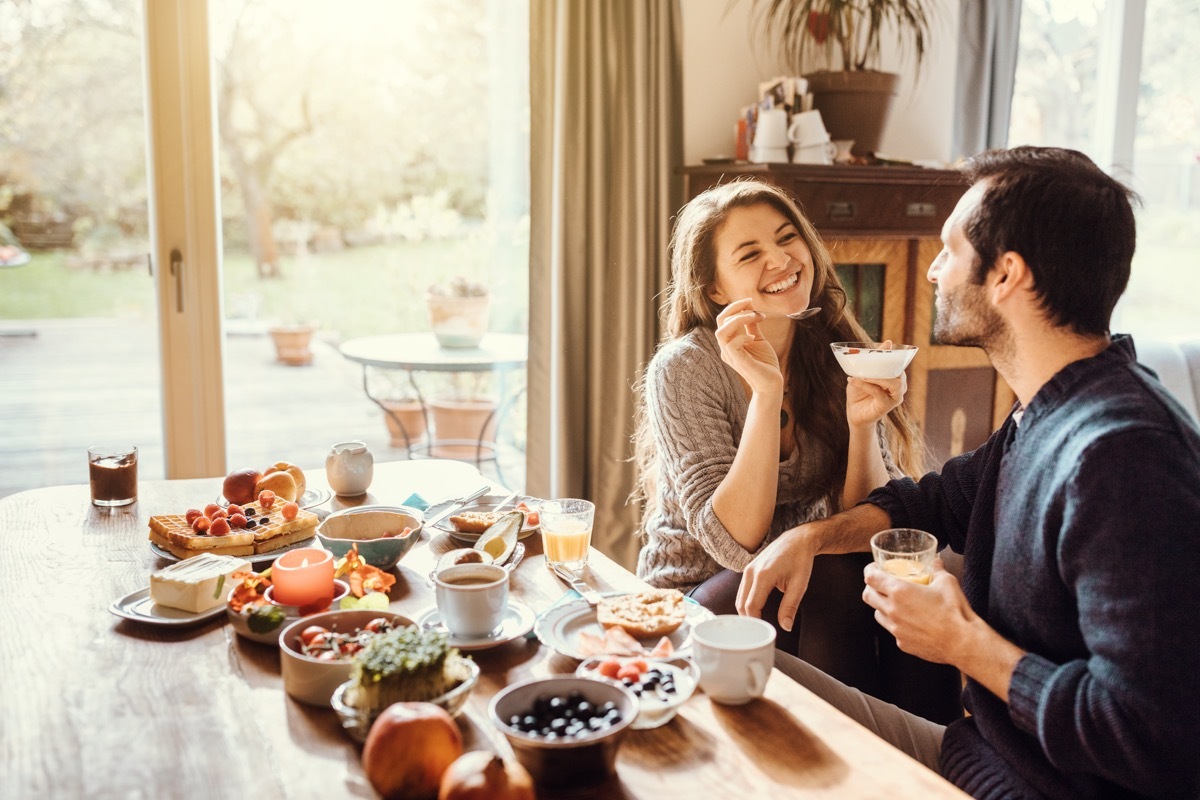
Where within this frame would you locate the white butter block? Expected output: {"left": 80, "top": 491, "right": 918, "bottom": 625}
{"left": 150, "top": 553, "right": 251, "bottom": 614}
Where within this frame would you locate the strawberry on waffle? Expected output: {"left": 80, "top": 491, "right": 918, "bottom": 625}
{"left": 149, "top": 503, "right": 318, "bottom": 560}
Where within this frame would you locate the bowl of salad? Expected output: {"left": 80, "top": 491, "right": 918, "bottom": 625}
{"left": 278, "top": 609, "right": 414, "bottom": 706}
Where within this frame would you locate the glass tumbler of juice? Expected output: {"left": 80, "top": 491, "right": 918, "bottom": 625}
{"left": 540, "top": 499, "right": 595, "bottom": 571}
{"left": 88, "top": 445, "right": 138, "bottom": 507}
{"left": 870, "top": 528, "right": 937, "bottom": 584}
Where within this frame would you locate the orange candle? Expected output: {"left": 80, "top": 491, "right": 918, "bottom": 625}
{"left": 271, "top": 548, "right": 335, "bottom": 608}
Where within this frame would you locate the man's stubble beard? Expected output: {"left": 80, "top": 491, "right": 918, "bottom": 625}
{"left": 933, "top": 281, "right": 1012, "bottom": 360}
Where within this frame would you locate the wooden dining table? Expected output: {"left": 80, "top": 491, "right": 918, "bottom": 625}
{"left": 1, "top": 458, "right": 969, "bottom": 799}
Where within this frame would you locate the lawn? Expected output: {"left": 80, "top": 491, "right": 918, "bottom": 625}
{"left": 1, "top": 239, "right": 530, "bottom": 342}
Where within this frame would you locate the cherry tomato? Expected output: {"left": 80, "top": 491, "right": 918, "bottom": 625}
{"left": 364, "top": 618, "right": 389, "bottom": 634}
{"left": 299, "top": 626, "right": 329, "bottom": 647}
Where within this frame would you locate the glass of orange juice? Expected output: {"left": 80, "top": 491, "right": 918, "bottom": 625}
{"left": 870, "top": 528, "right": 938, "bottom": 584}
{"left": 540, "top": 499, "right": 595, "bottom": 571}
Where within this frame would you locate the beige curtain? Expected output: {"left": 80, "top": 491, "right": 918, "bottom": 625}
{"left": 527, "top": 1, "right": 682, "bottom": 570}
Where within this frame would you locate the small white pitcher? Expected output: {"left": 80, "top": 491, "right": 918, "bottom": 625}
{"left": 325, "top": 440, "right": 374, "bottom": 497}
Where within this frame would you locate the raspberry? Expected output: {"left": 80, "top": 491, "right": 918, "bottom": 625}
{"left": 191, "top": 515, "right": 211, "bottom": 533}
{"left": 209, "top": 518, "right": 231, "bottom": 537}
{"left": 281, "top": 502, "right": 299, "bottom": 521}
{"left": 210, "top": 508, "right": 228, "bottom": 520}
{"left": 230, "top": 513, "right": 248, "bottom": 528}
{"left": 257, "top": 490, "right": 276, "bottom": 509}
{"left": 227, "top": 504, "right": 243, "bottom": 517}
{"left": 185, "top": 508, "right": 202, "bottom": 525}
{"left": 203, "top": 503, "right": 222, "bottom": 518}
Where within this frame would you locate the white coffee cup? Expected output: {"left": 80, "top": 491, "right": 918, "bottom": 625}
{"left": 792, "top": 140, "right": 837, "bottom": 165}
{"left": 434, "top": 563, "right": 509, "bottom": 639}
{"left": 787, "top": 109, "right": 830, "bottom": 145}
{"left": 753, "top": 108, "right": 789, "bottom": 149}
{"left": 749, "top": 145, "right": 789, "bottom": 164}
{"left": 692, "top": 615, "right": 775, "bottom": 705}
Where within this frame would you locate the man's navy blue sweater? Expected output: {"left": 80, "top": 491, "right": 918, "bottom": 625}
{"left": 869, "top": 336, "right": 1200, "bottom": 799}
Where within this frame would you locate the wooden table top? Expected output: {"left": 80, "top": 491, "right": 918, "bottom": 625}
{"left": 1, "top": 459, "right": 968, "bottom": 799}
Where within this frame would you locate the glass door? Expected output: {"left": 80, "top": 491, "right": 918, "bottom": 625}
{"left": 0, "top": 2, "right": 164, "bottom": 498}
{"left": 210, "top": 0, "right": 531, "bottom": 491}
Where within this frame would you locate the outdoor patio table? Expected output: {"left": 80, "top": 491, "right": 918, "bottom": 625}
{"left": 1, "top": 458, "right": 968, "bottom": 799}
{"left": 339, "top": 332, "right": 527, "bottom": 474}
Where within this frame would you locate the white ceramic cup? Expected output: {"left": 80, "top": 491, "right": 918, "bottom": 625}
{"left": 434, "top": 563, "right": 509, "bottom": 638}
{"left": 833, "top": 139, "right": 856, "bottom": 163}
{"left": 692, "top": 615, "right": 775, "bottom": 705}
{"left": 787, "top": 110, "right": 830, "bottom": 146}
{"left": 753, "top": 108, "right": 789, "bottom": 149}
{"left": 749, "top": 145, "right": 789, "bottom": 164}
{"left": 792, "top": 140, "right": 837, "bottom": 165}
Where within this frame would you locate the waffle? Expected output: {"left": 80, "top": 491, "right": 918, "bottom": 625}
{"left": 148, "top": 505, "right": 318, "bottom": 560}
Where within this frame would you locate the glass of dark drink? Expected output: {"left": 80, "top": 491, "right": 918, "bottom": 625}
{"left": 88, "top": 445, "right": 138, "bottom": 507}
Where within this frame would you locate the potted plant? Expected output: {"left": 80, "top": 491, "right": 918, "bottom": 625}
{"left": 368, "top": 368, "right": 429, "bottom": 449}
{"left": 747, "top": 0, "right": 935, "bottom": 155}
{"left": 428, "top": 371, "right": 498, "bottom": 460}
{"left": 425, "top": 275, "right": 490, "bottom": 349}
{"left": 268, "top": 321, "right": 318, "bottom": 366}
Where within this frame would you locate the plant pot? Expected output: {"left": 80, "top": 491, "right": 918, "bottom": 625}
{"left": 380, "top": 400, "right": 428, "bottom": 448}
{"left": 268, "top": 324, "right": 316, "bottom": 366}
{"left": 425, "top": 293, "right": 490, "bottom": 349}
{"left": 802, "top": 70, "right": 900, "bottom": 156}
{"left": 428, "top": 397, "right": 498, "bottom": 459}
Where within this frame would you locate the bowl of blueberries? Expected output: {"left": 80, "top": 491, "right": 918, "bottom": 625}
{"left": 488, "top": 676, "right": 637, "bottom": 789}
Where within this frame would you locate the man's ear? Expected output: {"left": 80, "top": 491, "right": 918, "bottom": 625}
{"left": 989, "top": 251, "right": 1030, "bottom": 305}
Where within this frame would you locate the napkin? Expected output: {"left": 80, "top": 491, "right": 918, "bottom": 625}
{"left": 401, "top": 492, "right": 429, "bottom": 512}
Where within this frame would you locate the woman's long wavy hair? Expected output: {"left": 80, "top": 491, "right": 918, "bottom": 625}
{"left": 632, "top": 179, "right": 926, "bottom": 529}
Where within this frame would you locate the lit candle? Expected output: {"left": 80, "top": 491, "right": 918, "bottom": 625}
{"left": 270, "top": 548, "right": 335, "bottom": 609}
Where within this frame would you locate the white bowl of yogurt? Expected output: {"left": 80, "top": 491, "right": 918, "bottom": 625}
{"left": 830, "top": 342, "right": 918, "bottom": 379}
{"left": 575, "top": 656, "right": 699, "bottom": 729}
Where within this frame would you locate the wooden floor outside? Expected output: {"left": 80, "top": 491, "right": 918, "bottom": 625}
{"left": 0, "top": 318, "right": 525, "bottom": 500}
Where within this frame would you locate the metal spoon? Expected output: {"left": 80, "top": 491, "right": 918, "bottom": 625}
{"left": 787, "top": 307, "right": 822, "bottom": 321}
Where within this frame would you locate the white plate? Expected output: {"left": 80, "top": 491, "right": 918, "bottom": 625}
{"left": 415, "top": 600, "right": 536, "bottom": 652}
{"left": 534, "top": 592, "right": 713, "bottom": 660}
{"left": 108, "top": 586, "right": 226, "bottom": 627}
{"left": 217, "top": 486, "right": 331, "bottom": 511}
{"left": 428, "top": 494, "right": 543, "bottom": 543}
{"left": 149, "top": 536, "right": 316, "bottom": 566}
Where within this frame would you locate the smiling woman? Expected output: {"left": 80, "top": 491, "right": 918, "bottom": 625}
{"left": 631, "top": 178, "right": 961, "bottom": 723}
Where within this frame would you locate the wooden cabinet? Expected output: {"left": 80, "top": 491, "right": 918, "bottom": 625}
{"left": 681, "top": 163, "right": 1015, "bottom": 468}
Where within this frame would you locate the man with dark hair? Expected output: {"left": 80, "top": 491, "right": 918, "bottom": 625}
{"left": 736, "top": 146, "right": 1200, "bottom": 799}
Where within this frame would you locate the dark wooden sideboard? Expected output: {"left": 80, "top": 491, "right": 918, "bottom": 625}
{"left": 680, "top": 163, "right": 1015, "bottom": 468}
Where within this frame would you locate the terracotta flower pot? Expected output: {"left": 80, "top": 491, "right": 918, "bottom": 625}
{"left": 380, "top": 399, "right": 428, "bottom": 448}
{"left": 268, "top": 324, "right": 316, "bottom": 366}
{"left": 425, "top": 293, "right": 490, "bottom": 348}
{"left": 429, "top": 397, "right": 498, "bottom": 459}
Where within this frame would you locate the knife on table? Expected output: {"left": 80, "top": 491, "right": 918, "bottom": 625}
{"left": 424, "top": 484, "right": 492, "bottom": 528}
{"left": 550, "top": 563, "right": 604, "bottom": 607}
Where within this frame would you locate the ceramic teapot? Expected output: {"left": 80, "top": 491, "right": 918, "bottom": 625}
{"left": 325, "top": 440, "right": 374, "bottom": 497}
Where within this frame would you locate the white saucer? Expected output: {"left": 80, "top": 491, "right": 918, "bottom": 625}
{"left": 415, "top": 600, "right": 536, "bottom": 651}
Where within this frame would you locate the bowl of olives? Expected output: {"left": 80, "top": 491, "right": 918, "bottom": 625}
{"left": 488, "top": 676, "right": 637, "bottom": 789}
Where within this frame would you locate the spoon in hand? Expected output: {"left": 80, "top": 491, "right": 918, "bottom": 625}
{"left": 787, "top": 307, "right": 822, "bottom": 321}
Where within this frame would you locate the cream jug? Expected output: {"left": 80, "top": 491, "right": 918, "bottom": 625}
{"left": 325, "top": 440, "right": 374, "bottom": 496}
